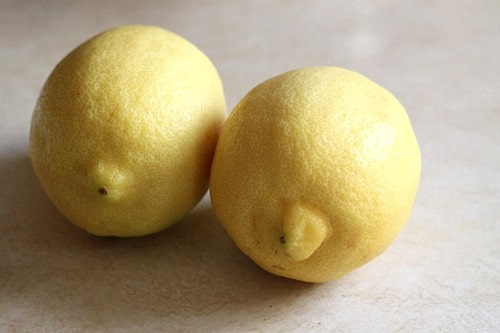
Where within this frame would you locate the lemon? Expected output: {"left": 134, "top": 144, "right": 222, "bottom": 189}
{"left": 210, "top": 66, "right": 421, "bottom": 282}
{"left": 30, "top": 25, "right": 226, "bottom": 236}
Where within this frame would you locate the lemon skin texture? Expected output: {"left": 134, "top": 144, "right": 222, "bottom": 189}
{"left": 30, "top": 25, "right": 226, "bottom": 237}
{"left": 210, "top": 67, "right": 421, "bottom": 283}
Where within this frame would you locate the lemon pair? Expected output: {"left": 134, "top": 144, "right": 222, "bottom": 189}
{"left": 30, "top": 25, "right": 420, "bottom": 282}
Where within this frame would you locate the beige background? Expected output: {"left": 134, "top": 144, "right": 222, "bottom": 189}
{"left": 1, "top": 1, "right": 499, "bottom": 331}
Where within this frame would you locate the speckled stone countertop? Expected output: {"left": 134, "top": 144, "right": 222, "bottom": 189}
{"left": 1, "top": 1, "right": 498, "bottom": 331}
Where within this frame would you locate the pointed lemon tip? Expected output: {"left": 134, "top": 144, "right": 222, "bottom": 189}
{"left": 87, "top": 160, "right": 132, "bottom": 201}
{"left": 281, "top": 202, "right": 330, "bottom": 261}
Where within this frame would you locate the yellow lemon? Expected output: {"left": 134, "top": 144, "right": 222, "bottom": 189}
{"left": 30, "top": 25, "right": 226, "bottom": 236}
{"left": 210, "top": 66, "right": 420, "bottom": 282}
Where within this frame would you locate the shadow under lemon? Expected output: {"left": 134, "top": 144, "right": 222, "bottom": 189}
{"left": 0, "top": 152, "right": 317, "bottom": 329}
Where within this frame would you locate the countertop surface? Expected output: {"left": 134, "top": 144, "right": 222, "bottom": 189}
{"left": 1, "top": 1, "right": 499, "bottom": 332}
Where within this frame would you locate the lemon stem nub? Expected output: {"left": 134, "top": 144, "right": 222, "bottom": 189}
{"left": 98, "top": 186, "right": 108, "bottom": 195}
{"left": 282, "top": 203, "right": 330, "bottom": 261}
